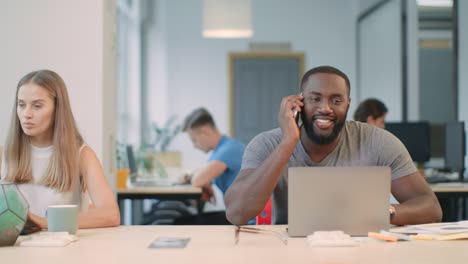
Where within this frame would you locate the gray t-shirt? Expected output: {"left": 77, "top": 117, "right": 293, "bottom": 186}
{"left": 241, "top": 120, "right": 417, "bottom": 224}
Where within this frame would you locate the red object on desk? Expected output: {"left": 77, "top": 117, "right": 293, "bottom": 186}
{"left": 256, "top": 198, "right": 272, "bottom": 225}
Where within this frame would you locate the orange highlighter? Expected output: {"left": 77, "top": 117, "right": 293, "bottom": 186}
{"left": 368, "top": 232, "right": 398, "bottom": 242}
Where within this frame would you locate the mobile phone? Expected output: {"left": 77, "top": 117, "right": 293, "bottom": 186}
{"left": 293, "top": 92, "right": 303, "bottom": 125}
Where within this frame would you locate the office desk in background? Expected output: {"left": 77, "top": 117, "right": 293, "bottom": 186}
{"left": 5, "top": 225, "right": 468, "bottom": 264}
{"left": 117, "top": 185, "right": 203, "bottom": 225}
{"left": 431, "top": 182, "right": 468, "bottom": 222}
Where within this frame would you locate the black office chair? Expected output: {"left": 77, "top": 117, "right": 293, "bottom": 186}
{"left": 142, "top": 200, "right": 193, "bottom": 225}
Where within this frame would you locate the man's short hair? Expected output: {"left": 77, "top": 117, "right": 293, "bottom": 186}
{"left": 183, "top": 107, "right": 216, "bottom": 131}
{"left": 300, "top": 66, "right": 351, "bottom": 95}
{"left": 353, "top": 98, "right": 388, "bottom": 122}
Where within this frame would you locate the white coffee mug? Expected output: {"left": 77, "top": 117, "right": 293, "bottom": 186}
{"left": 47, "top": 205, "right": 79, "bottom": 234}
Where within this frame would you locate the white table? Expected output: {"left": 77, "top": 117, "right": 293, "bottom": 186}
{"left": 3, "top": 225, "right": 468, "bottom": 264}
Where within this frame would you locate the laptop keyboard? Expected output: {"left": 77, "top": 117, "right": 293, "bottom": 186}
{"left": 131, "top": 178, "right": 177, "bottom": 187}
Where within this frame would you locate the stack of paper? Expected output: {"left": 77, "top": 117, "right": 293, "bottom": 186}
{"left": 390, "top": 221, "right": 468, "bottom": 240}
{"left": 20, "top": 232, "right": 78, "bottom": 247}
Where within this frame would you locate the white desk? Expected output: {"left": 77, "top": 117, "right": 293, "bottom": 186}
{"left": 3, "top": 225, "right": 468, "bottom": 264}
{"left": 431, "top": 182, "right": 468, "bottom": 193}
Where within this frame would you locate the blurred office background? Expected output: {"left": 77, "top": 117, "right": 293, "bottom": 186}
{"left": 0, "top": 0, "right": 467, "bottom": 215}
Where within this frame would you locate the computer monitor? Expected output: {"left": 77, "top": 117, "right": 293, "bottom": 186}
{"left": 126, "top": 145, "right": 138, "bottom": 174}
{"left": 429, "top": 123, "right": 445, "bottom": 159}
{"left": 445, "top": 122, "right": 466, "bottom": 177}
{"left": 385, "top": 122, "right": 431, "bottom": 163}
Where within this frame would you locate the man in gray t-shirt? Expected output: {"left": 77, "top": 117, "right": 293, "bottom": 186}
{"left": 225, "top": 66, "right": 442, "bottom": 226}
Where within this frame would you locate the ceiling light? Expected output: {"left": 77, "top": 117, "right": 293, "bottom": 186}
{"left": 203, "top": 0, "right": 253, "bottom": 38}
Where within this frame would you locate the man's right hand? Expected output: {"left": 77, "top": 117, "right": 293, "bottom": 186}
{"left": 278, "top": 94, "right": 304, "bottom": 145}
{"left": 225, "top": 94, "right": 304, "bottom": 225}
{"left": 201, "top": 184, "right": 215, "bottom": 203}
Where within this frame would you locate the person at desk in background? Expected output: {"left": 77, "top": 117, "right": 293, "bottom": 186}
{"left": 182, "top": 107, "right": 245, "bottom": 200}
{"left": 0, "top": 70, "right": 120, "bottom": 230}
{"left": 225, "top": 66, "right": 442, "bottom": 226}
{"left": 353, "top": 98, "right": 388, "bottom": 129}
{"left": 179, "top": 108, "right": 245, "bottom": 224}
{"left": 354, "top": 98, "right": 429, "bottom": 180}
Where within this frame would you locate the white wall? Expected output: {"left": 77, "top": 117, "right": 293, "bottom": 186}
{"left": 459, "top": 0, "right": 468, "bottom": 177}
{"left": 356, "top": 0, "right": 419, "bottom": 121}
{"left": 147, "top": 0, "right": 357, "bottom": 168}
{"left": 358, "top": 0, "right": 385, "bottom": 14}
{"left": 358, "top": 0, "right": 402, "bottom": 121}
{"left": 0, "top": 0, "right": 116, "bottom": 186}
{"left": 406, "top": 0, "right": 420, "bottom": 121}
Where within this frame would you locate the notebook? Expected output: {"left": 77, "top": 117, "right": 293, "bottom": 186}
{"left": 288, "top": 166, "right": 391, "bottom": 237}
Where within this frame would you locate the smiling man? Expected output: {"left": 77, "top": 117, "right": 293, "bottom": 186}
{"left": 225, "top": 66, "right": 442, "bottom": 226}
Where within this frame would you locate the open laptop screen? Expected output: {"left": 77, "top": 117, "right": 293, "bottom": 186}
{"left": 288, "top": 166, "right": 391, "bottom": 237}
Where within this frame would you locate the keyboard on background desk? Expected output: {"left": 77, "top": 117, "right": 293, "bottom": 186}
{"left": 129, "top": 177, "right": 181, "bottom": 187}
{"left": 425, "top": 169, "right": 460, "bottom": 184}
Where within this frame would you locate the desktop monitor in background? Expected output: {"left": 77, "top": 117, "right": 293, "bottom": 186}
{"left": 430, "top": 123, "right": 445, "bottom": 159}
{"left": 445, "top": 122, "right": 466, "bottom": 178}
{"left": 385, "top": 122, "right": 431, "bottom": 163}
{"left": 126, "top": 145, "right": 138, "bottom": 174}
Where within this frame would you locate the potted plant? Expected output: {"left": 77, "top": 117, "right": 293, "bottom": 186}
{"left": 140, "top": 116, "right": 182, "bottom": 178}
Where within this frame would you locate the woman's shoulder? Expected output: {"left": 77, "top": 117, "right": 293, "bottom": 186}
{"left": 79, "top": 144, "right": 99, "bottom": 161}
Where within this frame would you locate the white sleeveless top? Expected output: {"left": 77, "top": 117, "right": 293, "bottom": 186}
{"left": 0, "top": 145, "right": 89, "bottom": 217}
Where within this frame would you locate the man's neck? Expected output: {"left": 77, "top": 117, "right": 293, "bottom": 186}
{"left": 300, "top": 127, "right": 341, "bottom": 163}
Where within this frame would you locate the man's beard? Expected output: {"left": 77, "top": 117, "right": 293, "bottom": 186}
{"left": 301, "top": 112, "right": 347, "bottom": 145}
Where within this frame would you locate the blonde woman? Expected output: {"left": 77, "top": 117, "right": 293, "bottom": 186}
{"left": 0, "top": 70, "right": 120, "bottom": 229}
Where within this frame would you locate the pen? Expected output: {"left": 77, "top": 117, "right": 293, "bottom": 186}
{"left": 368, "top": 232, "right": 398, "bottom": 242}
{"left": 379, "top": 230, "right": 413, "bottom": 241}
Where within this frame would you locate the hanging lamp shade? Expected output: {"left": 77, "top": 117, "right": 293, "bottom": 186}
{"left": 203, "top": 0, "right": 253, "bottom": 38}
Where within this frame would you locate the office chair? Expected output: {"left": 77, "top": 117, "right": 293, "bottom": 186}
{"left": 256, "top": 198, "right": 272, "bottom": 225}
{"left": 142, "top": 200, "right": 193, "bottom": 225}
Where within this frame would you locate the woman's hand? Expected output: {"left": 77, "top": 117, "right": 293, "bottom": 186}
{"left": 27, "top": 211, "right": 47, "bottom": 229}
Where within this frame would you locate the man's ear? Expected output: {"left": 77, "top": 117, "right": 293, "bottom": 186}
{"left": 345, "top": 97, "right": 351, "bottom": 115}
{"left": 366, "top": 116, "right": 376, "bottom": 125}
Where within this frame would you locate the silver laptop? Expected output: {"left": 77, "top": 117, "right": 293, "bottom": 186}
{"left": 288, "top": 167, "right": 391, "bottom": 237}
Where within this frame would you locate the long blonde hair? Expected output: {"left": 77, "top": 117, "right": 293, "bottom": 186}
{"left": 4, "top": 70, "right": 84, "bottom": 192}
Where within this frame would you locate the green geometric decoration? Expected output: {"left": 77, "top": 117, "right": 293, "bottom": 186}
{"left": 0, "top": 187, "right": 7, "bottom": 215}
{"left": 0, "top": 182, "right": 29, "bottom": 247}
{"left": 4, "top": 184, "right": 28, "bottom": 221}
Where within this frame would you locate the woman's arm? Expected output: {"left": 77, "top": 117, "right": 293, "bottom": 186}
{"left": 78, "top": 146, "right": 120, "bottom": 228}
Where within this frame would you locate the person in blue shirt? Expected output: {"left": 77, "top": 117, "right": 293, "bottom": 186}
{"left": 183, "top": 107, "right": 245, "bottom": 199}
{"left": 180, "top": 107, "right": 245, "bottom": 224}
